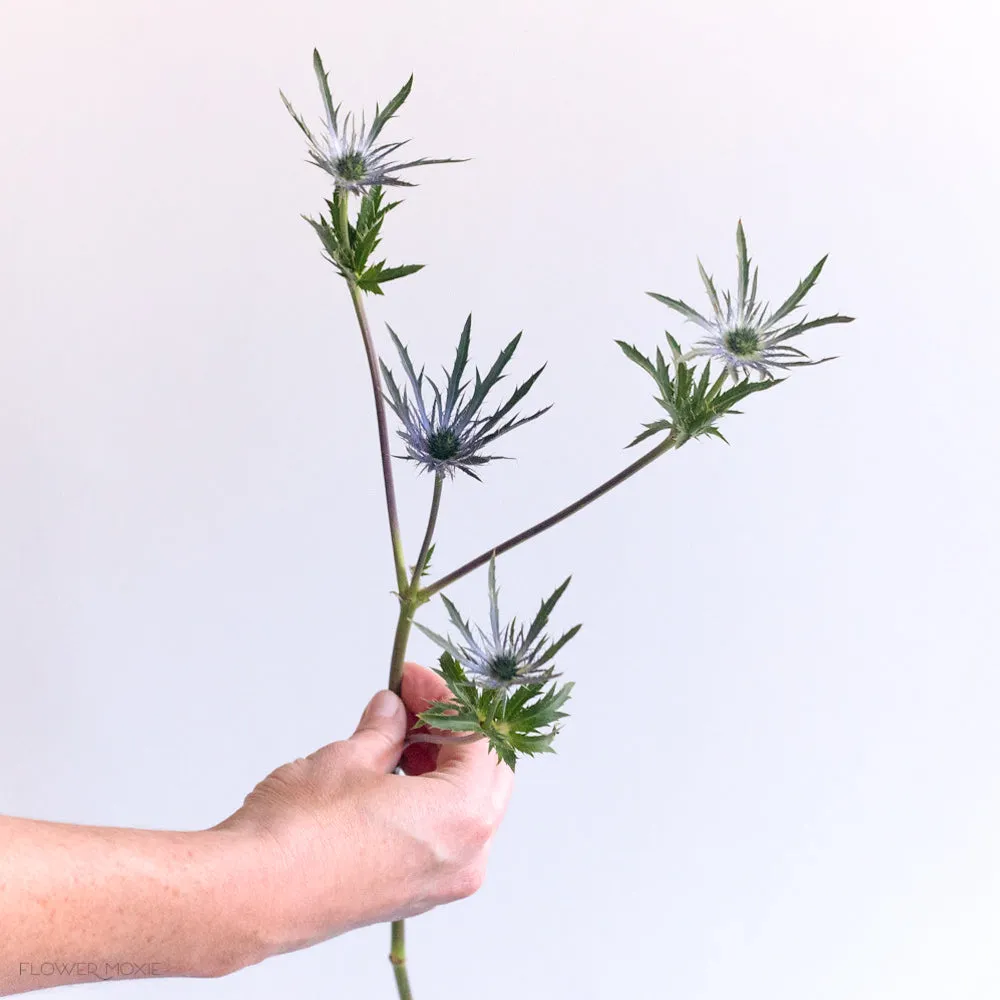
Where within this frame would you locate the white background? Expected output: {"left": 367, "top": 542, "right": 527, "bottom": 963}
{"left": 2, "top": 1, "right": 999, "bottom": 997}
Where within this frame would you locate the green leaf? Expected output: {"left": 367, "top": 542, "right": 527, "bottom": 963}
{"left": 522, "top": 575, "right": 572, "bottom": 650}
{"left": 413, "top": 621, "right": 467, "bottom": 664}
{"left": 357, "top": 261, "right": 424, "bottom": 295}
{"left": 377, "top": 263, "right": 424, "bottom": 283}
{"left": 280, "top": 91, "right": 320, "bottom": 149}
{"left": 312, "top": 49, "right": 338, "bottom": 130}
{"left": 465, "top": 333, "right": 522, "bottom": 415}
{"left": 616, "top": 340, "right": 656, "bottom": 376}
{"left": 419, "top": 543, "right": 434, "bottom": 577}
{"left": 770, "top": 312, "right": 854, "bottom": 343}
{"left": 736, "top": 220, "right": 750, "bottom": 313}
{"left": 370, "top": 75, "right": 414, "bottom": 142}
{"left": 762, "top": 255, "right": 828, "bottom": 329}
{"left": 416, "top": 654, "right": 574, "bottom": 771}
{"left": 626, "top": 420, "right": 672, "bottom": 448}
{"left": 444, "top": 316, "right": 473, "bottom": 415}
{"left": 533, "top": 623, "right": 582, "bottom": 666}
{"left": 697, "top": 258, "right": 723, "bottom": 322}
{"left": 647, "top": 292, "right": 714, "bottom": 332}
{"left": 358, "top": 262, "right": 423, "bottom": 293}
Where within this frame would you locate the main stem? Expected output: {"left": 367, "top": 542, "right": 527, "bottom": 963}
{"left": 420, "top": 433, "right": 678, "bottom": 599}
{"left": 336, "top": 194, "right": 408, "bottom": 596}
{"left": 385, "top": 474, "right": 443, "bottom": 694}
{"left": 336, "top": 185, "right": 675, "bottom": 995}
{"left": 389, "top": 921, "right": 412, "bottom": 1000}
{"left": 382, "top": 475, "right": 444, "bottom": 996}
{"left": 335, "top": 190, "right": 418, "bottom": 998}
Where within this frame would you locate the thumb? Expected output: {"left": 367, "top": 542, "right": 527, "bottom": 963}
{"left": 346, "top": 689, "right": 407, "bottom": 773}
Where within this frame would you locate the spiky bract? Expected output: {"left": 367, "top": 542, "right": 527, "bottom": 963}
{"left": 415, "top": 555, "right": 580, "bottom": 690}
{"left": 647, "top": 221, "right": 853, "bottom": 380}
{"left": 281, "top": 49, "right": 461, "bottom": 193}
{"left": 380, "top": 316, "right": 549, "bottom": 480}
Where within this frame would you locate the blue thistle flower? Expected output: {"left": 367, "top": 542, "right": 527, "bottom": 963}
{"left": 380, "top": 316, "right": 550, "bottom": 480}
{"left": 281, "top": 50, "right": 462, "bottom": 193}
{"left": 648, "top": 221, "right": 854, "bottom": 381}
{"left": 415, "top": 555, "right": 581, "bottom": 691}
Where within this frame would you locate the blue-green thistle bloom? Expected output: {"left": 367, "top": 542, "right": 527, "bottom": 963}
{"left": 380, "top": 316, "right": 549, "bottom": 480}
{"left": 415, "top": 555, "right": 580, "bottom": 690}
{"left": 281, "top": 50, "right": 461, "bottom": 193}
{"left": 649, "top": 221, "right": 854, "bottom": 381}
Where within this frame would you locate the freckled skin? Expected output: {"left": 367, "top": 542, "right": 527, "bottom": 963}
{"left": 0, "top": 664, "right": 513, "bottom": 994}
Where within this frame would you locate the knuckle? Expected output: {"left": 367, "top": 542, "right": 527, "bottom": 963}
{"left": 430, "top": 804, "right": 492, "bottom": 870}
{"left": 468, "top": 808, "right": 495, "bottom": 848}
{"left": 449, "top": 807, "right": 493, "bottom": 854}
{"left": 365, "top": 727, "right": 400, "bottom": 756}
{"left": 248, "top": 758, "right": 309, "bottom": 803}
{"left": 449, "top": 858, "right": 487, "bottom": 901}
{"left": 307, "top": 739, "right": 354, "bottom": 770}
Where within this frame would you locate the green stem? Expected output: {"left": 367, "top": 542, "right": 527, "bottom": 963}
{"left": 382, "top": 477, "right": 446, "bottom": 999}
{"left": 382, "top": 605, "right": 415, "bottom": 1000}
{"left": 334, "top": 188, "right": 415, "bottom": 998}
{"left": 420, "top": 432, "right": 679, "bottom": 599}
{"left": 390, "top": 920, "right": 412, "bottom": 1000}
{"left": 412, "top": 474, "right": 444, "bottom": 584}
{"left": 334, "top": 190, "right": 456, "bottom": 1000}
{"left": 386, "top": 598, "right": 415, "bottom": 695}
{"left": 381, "top": 566, "right": 417, "bottom": 1000}
{"left": 386, "top": 474, "right": 444, "bottom": 694}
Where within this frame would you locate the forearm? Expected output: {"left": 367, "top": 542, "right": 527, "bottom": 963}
{"left": 0, "top": 816, "right": 269, "bottom": 995}
{"left": 0, "top": 673, "right": 511, "bottom": 996}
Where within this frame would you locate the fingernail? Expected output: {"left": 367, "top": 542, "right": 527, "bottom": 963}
{"left": 366, "top": 690, "right": 400, "bottom": 721}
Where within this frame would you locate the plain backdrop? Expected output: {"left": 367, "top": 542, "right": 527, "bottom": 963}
{"left": 2, "top": 1, "right": 999, "bottom": 997}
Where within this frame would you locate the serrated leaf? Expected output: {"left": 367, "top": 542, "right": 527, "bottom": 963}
{"left": 626, "top": 420, "right": 672, "bottom": 448}
{"left": 762, "top": 255, "right": 828, "bottom": 329}
{"left": 616, "top": 340, "right": 657, "bottom": 376}
{"left": 647, "top": 292, "right": 714, "bottom": 332}
{"left": 312, "top": 50, "right": 338, "bottom": 132}
{"left": 370, "top": 75, "right": 414, "bottom": 143}
{"left": 697, "top": 258, "right": 723, "bottom": 322}
{"left": 416, "top": 654, "right": 574, "bottom": 770}
{"left": 736, "top": 220, "right": 750, "bottom": 314}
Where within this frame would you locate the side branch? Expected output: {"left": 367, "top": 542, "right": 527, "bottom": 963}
{"left": 420, "top": 433, "right": 678, "bottom": 598}
{"left": 411, "top": 474, "right": 444, "bottom": 588}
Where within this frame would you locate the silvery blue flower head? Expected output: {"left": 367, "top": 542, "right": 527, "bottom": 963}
{"left": 281, "top": 50, "right": 462, "bottom": 193}
{"left": 380, "top": 315, "right": 550, "bottom": 480}
{"left": 415, "top": 555, "right": 581, "bottom": 691}
{"left": 649, "top": 221, "right": 854, "bottom": 381}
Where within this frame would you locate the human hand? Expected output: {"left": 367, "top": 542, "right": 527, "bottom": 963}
{"left": 216, "top": 662, "right": 514, "bottom": 961}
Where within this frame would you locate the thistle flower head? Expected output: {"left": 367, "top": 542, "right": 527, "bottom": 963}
{"left": 648, "top": 221, "right": 854, "bottom": 381}
{"left": 617, "top": 334, "right": 780, "bottom": 447}
{"left": 415, "top": 555, "right": 581, "bottom": 691}
{"left": 380, "top": 316, "right": 550, "bottom": 480}
{"left": 281, "top": 50, "right": 462, "bottom": 193}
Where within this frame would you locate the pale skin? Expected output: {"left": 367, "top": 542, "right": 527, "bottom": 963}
{"left": 0, "top": 663, "right": 512, "bottom": 995}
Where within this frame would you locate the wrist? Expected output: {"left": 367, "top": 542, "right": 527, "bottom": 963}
{"left": 188, "top": 827, "right": 278, "bottom": 976}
